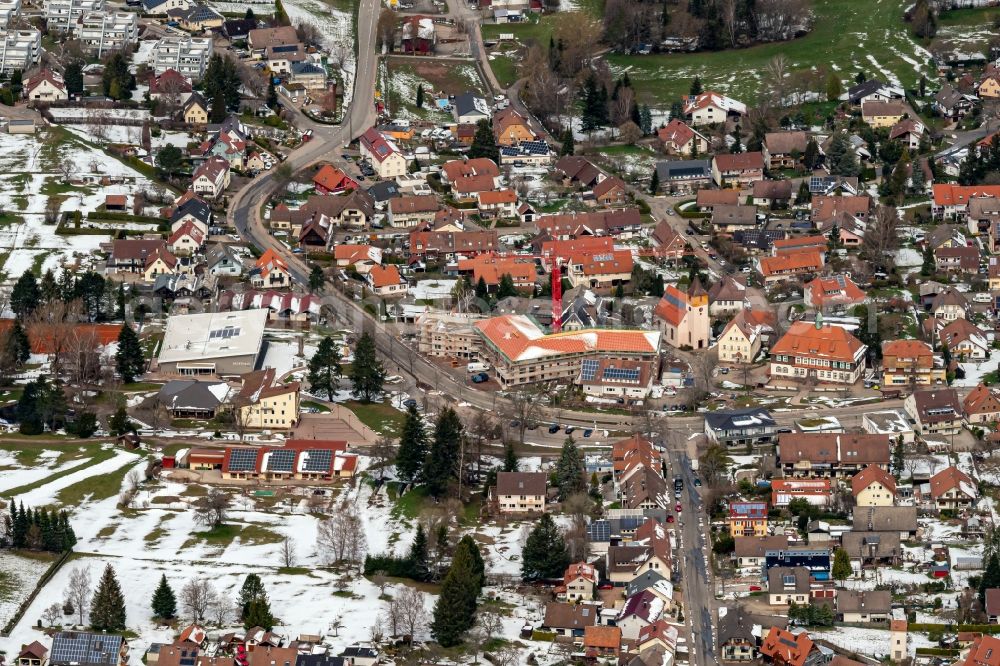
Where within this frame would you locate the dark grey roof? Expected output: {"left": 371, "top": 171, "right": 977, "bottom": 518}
{"left": 836, "top": 589, "right": 891, "bottom": 615}
{"left": 158, "top": 379, "right": 228, "bottom": 411}
{"left": 297, "top": 656, "right": 347, "bottom": 666}
{"left": 625, "top": 569, "right": 667, "bottom": 597}
{"left": 223, "top": 18, "right": 258, "bottom": 38}
{"left": 367, "top": 180, "right": 401, "bottom": 202}
{"left": 453, "top": 92, "right": 489, "bottom": 118}
{"left": 291, "top": 62, "right": 326, "bottom": 76}
{"left": 655, "top": 159, "right": 711, "bottom": 181}
{"left": 341, "top": 648, "right": 378, "bottom": 659}
{"left": 847, "top": 79, "right": 888, "bottom": 103}
{"left": 733, "top": 229, "right": 786, "bottom": 250}
{"left": 172, "top": 197, "right": 212, "bottom": 225}
{"left": 705, "top": 408, "right": 776, "bottom": 431}
{"left": 51, "top": 632, "right": 124, "bottom": 666}
{"left": 852, "top": 506, "right": 918, "bottom": 533}
{"left": 717, "top": 608, "right": 755, "bottom": 646}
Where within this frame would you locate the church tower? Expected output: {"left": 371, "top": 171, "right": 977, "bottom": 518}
{"left": 686, "top": 277, "right": 710, "bottom": 349}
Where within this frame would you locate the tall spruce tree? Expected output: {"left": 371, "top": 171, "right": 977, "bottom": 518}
{"left": 423, "top": 407, "right": 464, "bottom": 498}
{"left": 431, "top": 536, "right": 480, "bottom": 646}
{"left": 503, "top": 441, "right": 518, "bottom": 472}
{"left": 455, "top": 535, "right": 484, "bottom": 595}
{"left": 350, "top": 332, "right": 386, "bottom": 403}
{"left": 468, "top": 120, "right": 499, "bottom": 164}
{"left": 116, "top": 324, "right": 145, "bottom": 383}
{"left": 521, "top": 513, "right": 569, "bottom": 581}
{"left": 10, "top": 272, "right": 39, "bottom": 320}
{"left": 307, "top": 336, "right": 342, "bottom": 400}
{"left": 5, "top": 319, "right": 30, "bottom": 366}
{"left": 238, "top": 573, "right": 273, "bottom": 628}
{"left": 151, "top": 574, "right": 177, "bottom": 620}
{"left": 981, "top": 554, "right": 1000, "bottom": 605}
{"left": 395, "top": 405, "right": 428, "bottom": 483}
{"left": 90, "top": 564, "right": 127, "bottom": 631}
{"left": 555, "top": 436, "right": 586, "bottom": 500}
{"left": 409, "top": 522, "right": 430, "bottom": 581}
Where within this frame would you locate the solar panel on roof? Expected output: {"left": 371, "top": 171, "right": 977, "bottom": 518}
{"left": 581, "top": 359, "right": 599, "bottom": 382}
{"left": 602, "top": 366, "right": 640, "bottom": 382}
{"left": 587, "top": 519, "right": 610, "bottom": 541}
{"left": 266, "top": 449, "right": 296, "bottom": 472}
{"left": 228, "top": 448, "right": 258, "bottom": 472}
{"left": 303, "top": 448, "right": 333, "bottom": 472}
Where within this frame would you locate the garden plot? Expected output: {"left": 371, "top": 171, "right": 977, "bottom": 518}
{"left": 0, "top": 551, "right": 53, "bottom": 630}
{"left": 0, "top": 131, "right": 162, "bottom": 282}
{"left": 281, "top": 0, "right": 356, "bottom": 101}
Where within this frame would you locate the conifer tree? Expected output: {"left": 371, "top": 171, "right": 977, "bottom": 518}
{"left": 423, "top": 407, "right": 464, "bottom": 498}
{"left": 151, "top": 574, "right": 177, "bottom": 620}
{"left": 115, "top": 324, "right": 145, "bottom": 383}
{"left": 395, "top": 405, "right": 428, "bottom": 483}
{"left": 409, "top": 522, "right": 430, "bottom": 581}
{"left": 521, "top": 513, "right": 569, "bottom": 581}
{"left": 555, "top": 436, "right": 586, "bottom": 500}
{"left": 349, "top": 332, "right": 386, "bottom": 403}
{"left": 503, "top": 441, "right": 518, "bottom": 472}
{"left": 431, "top": 536, "right": 480, "bottom": 646}
{"left": 649, "top": 167, "right": 660, "bottom": 195}
{"left": 90, "top": 564, "right": 127, "bottom": 631}
{"left": 307, "top": 336, "right": 342, "bottom": 400}
{"left": 468, "top": 119, "right": 499, "bottom": 163}
{"left": 239, "top": 573, "right": 273, "bottom": 628}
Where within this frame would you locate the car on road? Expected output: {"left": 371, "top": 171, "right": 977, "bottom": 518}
{"left": 583, "top": 428, "right": 593, "bottom": 437}
{"left": 471, "top": 372, "right": 489, "bottom": 383}
{"left": 403, "top": 398, "right": 417, "bottom": 408}
{"left": 749, "top": 585, "right": 762, "bottom": 592}
{"left": 598, "top": 583, "right": 613, "bottom": 590}
{"left": 666, "top": 515, "right": 675, "bottom": 523}
{"left": 675, "top": 503, "right": 682, "bottom": 512}
{"left": 693, "top": 478, "right": 702, "bottom": 487}
{"left": 509, "top": 419, "right": 520, "bottom": 428}
{"left": 564, "top": 426, "right": 575, "bottom": 434}
{"left": 548, "top": 424, "right": 560, "bottom": 434}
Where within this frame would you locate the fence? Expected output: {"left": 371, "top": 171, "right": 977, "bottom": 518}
{"left": 1, "top": 548, "right": 73, "bottom": 636}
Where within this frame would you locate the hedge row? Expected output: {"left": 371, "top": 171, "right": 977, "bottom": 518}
{"left": 916, "top": 648, "right": 960, "bottom": 656}
{"left": 86, "top": 211, "right": 162, "bottom": 224}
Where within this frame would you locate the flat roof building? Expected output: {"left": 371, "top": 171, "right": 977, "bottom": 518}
{"left": 157, "top": 309, "right": 268, "bottom": 377}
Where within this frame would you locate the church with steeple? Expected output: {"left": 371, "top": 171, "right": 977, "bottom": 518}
{"left": 653, "top": 277, "right": 711, "bottom": 350}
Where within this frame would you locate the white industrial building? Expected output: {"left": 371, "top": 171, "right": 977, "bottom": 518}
{"left": 156, "top": 309, "right": 268, "bottom": 377}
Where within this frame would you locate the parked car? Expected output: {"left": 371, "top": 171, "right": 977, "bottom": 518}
{"left": 548, "top": 424, "right": 560, "bottom": 434}
{"left": 471, "top": 372, "right": 489, "bottom": 383}
{"left": 675, "top": 503, "right": 683, "bottom": 512}
{"left": 666, "top": 515, "right": 675, "bottom": 523}
{"left": 564, "top": 426, "right": 575, "bottom": 434}
{"left": 583, "top": 428, "right": 593, "bottom": 437}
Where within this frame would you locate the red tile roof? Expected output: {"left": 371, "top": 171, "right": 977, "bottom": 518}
{"left": 475, "top": 314, "right": 659, "bottom": 363}
{"left": 770, "top": 321, "right": 865, "bottom": 363}
{"left": 851, "top": 465, "right": 896, "bottom": 497}
{"left": 934, "top": 184, "right": 1000, "bottom": 207}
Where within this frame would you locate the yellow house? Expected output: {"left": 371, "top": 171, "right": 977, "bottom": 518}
{"left": 493, "top": 108, "right": 534, "bottom": 146}
{"left": 717, "top": 309, "right": 772, "bottom": 364}
{"left": 183, "top": 93, "right": 209, "bottom": 125}
{"left": 380, "top": 124, "right": 415, "bottom": 142}
{"left": 861, "top": 101, "right": 906, "bottom": 128}
{"left": 237, "top": 368, "right": 300, "bottom": 430}
{"left": 143, "top": 248, "right": 177, "bottom": 281}
{"left": 728, "top": 502, "right": 768, "bottom": 537}
{"left": 979, "top": 74, "right": 1000, "bottom": 99}
{"left": 851, "top": 466, "right": 896, "bottom": 507}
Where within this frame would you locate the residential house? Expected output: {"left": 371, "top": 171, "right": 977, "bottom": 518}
{"left": 841, "top": 531, "right": 902, "bottom": 566}
{"left": 170, "top": 196, "right": 212, "bottom": 234}
{"left": 493, "top": 471, "right": 546, "bottom": 514}
{"left": 654, "top": 159, "right": 713, "bottom": 193}
{"left": 717, "top": 309, "right": 774, "bottom": 364}
{"left": 166, "top": 4, "right": 223, "bottom": 31}
{"left": 167, "top": 221, "right": 205, "bottom": 257}
{"left": 729, "top": 501, "right": 767, "bottom": 537}
{"left": 708, "top": 274, "right": 747, "bottom": 316}
{"left": 753, "top": 180, "right": 793, "bottom": 208}
{"left": 636, "top": 621, "right": 678, "bottom": 660}
{"left": 565, "top": 249, "right": 633, "bottom": 290}
{"left": 767, "top": 567, "right": 810, "bottom": 606}
{"left": 777, "top": 433, "right": 891, "bottom": 478}
{"left": 836, "top": 590, "right": 891, "bottom": 623}
{"left": 763, "top": 131, "right": 808, "bottom": 169}
{"left": 313, "top": 164, "right": 357, "bottom": 194}
{"left": 25, "top": 68, "right": 67, "bottom": 103}
{"left": 236, "top": 367, "right": 299, "bottom": 430}
{"left": 852, "top": 466, "right": 897, "bottom": 507}
{"left": 889, "top": 118, "right": 925, "bottom": 150}
{"left": 861, "top": 100, "right": 907, "bottom": 128}
{"left": 359, "top": 127, "right": 406, "bottom": 179}
{"left": 651, "top": 220, "right": 688, "bottom": 262}
{"left": 654, "top": 280, "right": 710, "bottom": 350}
{"left": 249, "top": 249, "right": 291, "bottom": 289}
{"left": 561, "top": 562, "right": 597, "bottom": 602}
{"left": 803, "top": 274, "right": 866, "bottom": 311}
{"left": 17, "top": 643, "right": 48, "bottom": 666}
{"left": 928, "top": 466, "right": 977, "bottom": 511}
{"left": 400, "top": 15, "right": 435, "bottom": 53}
{"left": 930, "top": 287, "right": 971, "bottom": 322}
{"left": 734, "top": 535, "right": 788, "bottom": 568}
{"left": 705, "top": 408, "right": 777, "bottom": 448}
{"left": 476, "top": 189, "right": 518, "bottom": 219}
{"left": 880, "top": 339, "right": 946, "bottom": 388}
{"left": 811, "top": 194, "right": 871, "bottom": 226}
{"left": 657, "top": 118, "right": 709, "bottom": 156}
{"left": 985, "top": 589, "right": 1000, "bottom": 623}
{"left": 712, "top": 205, "right": 758, "bottom": 234}
{"left": 756, "top": 251, "right": 824, "bottom": 285}
{"left": 191, "top": 156, "right": 230, "bottom": 199}
{"left": 593, "top": 176, "right": 628, "bottom": 206}
{"left": 979, "top": 72, "right": 1000, "bottom": 98}
{"left": 964, "top": 383, "right": 1000, "bottom": 424}
{"left": 760, "top": 627, "right": 820, "bottom": 666}
{"left": 541, "top": 602, "right": 598, "bottom": 637}
{"left": 206, "top": 244, "right": 244, "bottom": 276}
{"left": 718, "top": 609, "right": 757, "bottom": 662}
{"left": 142, "top": 248, "right": 178, "bottom": 281}
{"left": 580, "top": 358, "right": 655, "bottom": 400}
{"left": 769, "top": 322, "right": 867, "bottom": 384}
{"left": 617, "top": 590, "right": 669, "bottom": 640}
{"left": 388, "top": 195, "right": 438, "bottom": 228}
{"left": 853, "top": 506, "right": 919, "bottom": 539}
{"left": 934, "top": 83, "right": 978, "bottom": 120}
{"left": 182, "top": 92, "right": 209, "bottom": 124}
{"left": 862, "top": 409, "right": 915, "bottom": 447}
{"left": 682, "top": 90, "right": 747, "bottom": 126}
{"left": 555, "top": 156, "right": 604, "bottom": 188}
{"left": 367, "top": 264, "right": 407, "bottom": 297}
{"left": 904, "top": 388, "right": 964, "bottom": 436}
{"left": 583, "top": 626, "right": 621, "bottom": 660}
{"left": 935, "top": 245, "right": 980, "bottom": 273}
{"left": 697, "top": 189, "right": 740, "bottom": 211}
{"left": 247, "top": 25, "right": 297, "bottom": 57}
{"left": 771, "top": 479, "right": 832, "bottom": 507}
{"left": 453, "top": 91, "right": 490, "bottom": 124}
{"left": 848, "top": 79, "right": 904, "bottom": 105}
{"left": 933, "top": 184, "right": 1000, "bottom": 220}
{"left": 106, "top": 239, "right": 170, "bottom": 274}
{"left": 493, "top": 107, "right": 534, "bottom": 146}
{"left": 938, "top": 317, "right": 989, "bottom": 360}
{"left": 712, "top": 152, "right": 765, "bottom": 188}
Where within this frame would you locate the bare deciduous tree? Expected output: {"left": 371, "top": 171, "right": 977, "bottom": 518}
{"left": 392, "top": 586, "right": 427, "bottom": 644}
{"left": 195, "top": 489, "right": 231, "bottom": 529}
{"left": 281, "top": 536, "right": 296, "bottom": 568}
{"left": 317, "top": 500, "right": 366, "bottom": 566}
{"left": 43, "top": 602, "right": 62, "bottom": 627}
{"left": 861, "top": 204, "right": 901, "bottom": 272}
{"left": 180, "top": 578, "right": 216, "bottom": 623}
{"left": 66, "top": 566, "right": 91, "bottom": 626}
{"left": 295, "top": 21, "right": 321, "bottom": 46}
{"left": 210, "top": 595, "right": 233, "bottom": 627}
{"left": 370, "top": 436, "right": 397, "bottom": 482}
{"left": 373, "top": 570, "right": 389, "bottom": 596}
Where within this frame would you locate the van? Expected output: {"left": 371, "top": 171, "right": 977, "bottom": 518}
{"left": 974, "top": 292, "right": 992, "bottom": 303}
{"left": 467, "top": 362, "right": 490, "bottom": 373}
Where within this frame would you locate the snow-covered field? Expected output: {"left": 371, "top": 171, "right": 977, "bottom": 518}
{"left": 282, "top": 0, "right": 356, "bottom": 103}
{"left": 0, "top": 551, "right": 52, "bottom": 629}
{"left": 0, "top": 130, "right": 163, "bottom": 282}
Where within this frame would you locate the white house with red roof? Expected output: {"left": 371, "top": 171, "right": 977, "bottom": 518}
{"left": 657, "top": 118, "right": 709, "bottom": 156}
{"left": 250, "top": 248, "right": 291, "bottom": 289}
{"left": 360, "top": 127, "right": 407, "bottom": 178}
{"left": 367, "top": 264, "right": 407, "bottom": 296}
{"left": 25, "top": 69, "right": 67, "bottom": 103}
{"left": 803, "top": 274, "right": 867, "bottom": 310}
{"left": 560, "top": 562, "right": 598, "bottom": 602}
{"left": 167, "top": 220, "right": 206, "bottom": 256}
{"left": 191, "top": 157, "right": 231, "bottom": 199}
{"left": 682, "top": 91, "right": 747, "bottom": 126}
{"left": 653, "top": 279, "right": 710, "bottom": 350}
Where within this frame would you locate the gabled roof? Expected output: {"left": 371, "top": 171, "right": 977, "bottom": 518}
{"left": 929, "top": 465, "right": 976, "bottom": 499}
{"left": 770, "top": 321, "right": 864, "bottom": 362}
{"left": 764, "top": 130, "right": 808, "bottom": 155}
{"left": 851, "top": 465, "right": 896, "bottom": 497}
{"left": 758, "top": 251, "right": 824, "bottom": 277}
{"left": 368, "top": 264, "right": 403, "bottom": 288}
{"left": 474, "top": 314, "right": 659, "bottom": 363}
{"left": 657, "top": 118, "right": 697, "bottom": 147}
{"left": 960, "top": 633, "right": 1000, "bottom": 666}
{"left": 778, "top": 433, "right": 891, "bottom": 465}
{"left": 714, "top": 151, "right": 764, "bottom": 172}
{"left": 964, "top": 383, "right": 1000, "bottom": 416}
{"left": 360, "top": 127, "right": 400, "bottom": 163}
{"left": 760, "top": 627, "right": 814, "bottom": 666}
{"left": 496, "top": 471, "right": 546, "bottom": 496}
{"left": 682, "top": 90, "right": 746, "bottom": 116}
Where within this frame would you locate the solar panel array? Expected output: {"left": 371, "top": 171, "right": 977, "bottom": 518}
{"left": 209, "top": 326, "right": 241, "bottom": 340}
{"left": 601, "top": 365, "right": 641, "bottom": 382}
{"left": 303, "top": 449, "right": 333, "bottom": 472}
{"left": 266, "top": 449, "right": 296, "bottom": 472}
{"left": 52, "top": 633, "right": 123, "bottom": 666}
{"left": 586, "top": 519, "right": 610, "bottom": 541}
{"left": 228, "top": 448, "right": 258, "bottom": 472}
{"left": 580, "top": 359, "right": 599, "bottom": 382}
